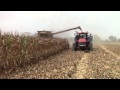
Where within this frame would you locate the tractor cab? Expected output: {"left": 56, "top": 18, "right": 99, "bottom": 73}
{"left": 75, "top": 32, "right": 88, "bottom": 42}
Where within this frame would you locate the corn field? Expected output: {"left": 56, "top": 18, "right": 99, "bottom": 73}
{"left": 4, "top": 43, "right": 120, "bottom": 79}
{"left": 1, "top": 33, "right": 120, "bottom": 79}
{"left": 0, "top": 33, "right": 69, "bottom": 74}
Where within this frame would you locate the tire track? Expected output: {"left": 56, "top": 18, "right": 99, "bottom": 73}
{"left": 72, "top": 53, "right": 90, "bottom": 79}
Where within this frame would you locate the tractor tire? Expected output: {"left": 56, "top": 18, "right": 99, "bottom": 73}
{"left": 90, "top": 43, "right": 93, "bottom": 51}
{"left": 72, "top": 43, "right": 77, "bottom": 51}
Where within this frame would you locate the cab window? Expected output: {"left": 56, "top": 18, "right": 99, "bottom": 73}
{"left": 79, "top": 34, "right": 86, "bottom": 38}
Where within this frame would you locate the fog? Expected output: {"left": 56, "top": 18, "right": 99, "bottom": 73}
{"left": 0, "top": 11, "right": 120, "bottom": 39}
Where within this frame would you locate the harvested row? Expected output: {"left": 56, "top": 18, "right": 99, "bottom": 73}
{"left": 86, "top": 44, "right": 120, "bottom": 79}
{"left": 0, "top": 34, "right": 69, "bottom": 75}
{"left": 102, "top": 44, "right": 120, "bottom": 56}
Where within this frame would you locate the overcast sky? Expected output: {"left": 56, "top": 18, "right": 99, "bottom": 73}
{"left": 0, "top": 11, "right": 120, "bottom": 39}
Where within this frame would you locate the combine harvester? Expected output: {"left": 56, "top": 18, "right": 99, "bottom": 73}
{"left": 37, "top": 26, "right": 93, "bottom": 51}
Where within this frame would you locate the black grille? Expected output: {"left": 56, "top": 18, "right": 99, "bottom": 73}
{"left": 79, "top": 42, "right": 86, "bottom": 45}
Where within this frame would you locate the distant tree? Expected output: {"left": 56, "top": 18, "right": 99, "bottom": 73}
{"left": 104, "top": 39, "right": 110, "bottom": 43}
{"left": 108, "top": 35, "right": 117, "bottom": 42}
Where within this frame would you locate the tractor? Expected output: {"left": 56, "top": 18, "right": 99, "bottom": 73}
{"left": 72, "top": 31, "right": 93, "bottom": 51}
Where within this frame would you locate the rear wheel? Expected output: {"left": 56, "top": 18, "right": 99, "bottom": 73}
{"left": 72, "top": 43, "right": 77, "bottom": 51}
{"left": 89, "top": 43, "right": 93, "bottom": 51}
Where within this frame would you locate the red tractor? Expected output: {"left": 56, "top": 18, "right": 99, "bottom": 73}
{"left": 72, "top": 31, "right": 93, "bottom": 51}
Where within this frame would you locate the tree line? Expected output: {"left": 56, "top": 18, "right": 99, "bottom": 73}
{"left": 93, "top": 35, "right": 120, "bottom": 43}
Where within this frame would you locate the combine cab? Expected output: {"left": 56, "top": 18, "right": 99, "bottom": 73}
{"left": 37, "top": 31, "right": 53, "bottom": 38}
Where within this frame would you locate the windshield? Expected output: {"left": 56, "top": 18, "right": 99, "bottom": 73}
{"left": 75, "top": 33, "right": 87, "bottom": 40}
{"left": 79, "top": 34, "right": 86, "bottom": 38}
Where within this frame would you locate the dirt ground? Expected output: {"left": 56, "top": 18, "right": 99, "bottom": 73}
{"left": 1, "top": 44, "right": 120, "bottom": 79}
